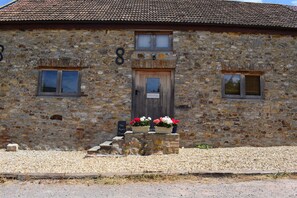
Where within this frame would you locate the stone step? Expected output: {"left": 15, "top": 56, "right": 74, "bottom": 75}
{"left": 112, "top": 136, "right": 124, "bottom": 141}
{"left": 87, "top": 146, "right": 101, "bottom": 154}
{"left": 100, "top": 140, "right": 113, "bottom": 148}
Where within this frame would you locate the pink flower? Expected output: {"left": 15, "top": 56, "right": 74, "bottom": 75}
{"left": 134, "top": 118, "right": 140, "bottom": 122}
{"left": 153, "top": 119, "right": 160, "bottom": 124}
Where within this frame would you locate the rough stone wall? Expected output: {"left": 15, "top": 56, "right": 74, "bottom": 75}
{"left": 173, "top": 31, "right": 297, "bottom": 147}
{"left": 123, "top": 131, "right": 179, "bottom": 155}
{"left": 0, "top": 29, "right": 297, "bottom": 149}
{"left": 0, "top": 29, "right": 134, "bottom": 150}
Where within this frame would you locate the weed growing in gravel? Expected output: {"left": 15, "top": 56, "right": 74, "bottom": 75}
{"left": 196, "top": 144, "right": 213, "bottom": 149}
{"left": 271, "top": 172, "right": 290, "bottom": 179}
{"left": 0, "top": 176, "right": 8, "bottom": 184}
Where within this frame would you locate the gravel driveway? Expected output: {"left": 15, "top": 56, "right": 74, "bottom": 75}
{"left": 1, "top": 146, "right": 297, "bottom": 175}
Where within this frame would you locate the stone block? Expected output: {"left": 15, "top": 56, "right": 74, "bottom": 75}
{"left": 87, "top": 146, "right": 101, "bottom": 154}
{"left": 123, "top": 132, "right": 180, "bottom": 155}
{"left": 6, "top": 143, "right": 19, "bottom": 152}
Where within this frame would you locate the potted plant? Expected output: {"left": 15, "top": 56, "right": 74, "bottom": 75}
{"left": 172, "top": 118, "right": 180, "bottom": 133}
{"left": 130, "top": 116, "right": 151, "bottom": 133}
{"left": 153, "top": 116, "right": 180, "bottom": 133}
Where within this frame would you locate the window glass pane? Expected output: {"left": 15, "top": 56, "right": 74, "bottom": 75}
{"left": 224, "top": 74, "right": 241, "bottom": 95}
{"left": 61, "top": 71, "right": 78, "bottom": 93}
{"left": 137, "top": 35, "right": 151, "bottom": 49}
{"left": 245, "top": 76, "right": 260, "bottom": 96}
{"left": 41, "top": 71, "right": 57, "bottom": 92}
{"left": 156, "top": 35, "right": 170, "bottom": 49}
{"left": 146, "top": 78, "right": 160, "bottom": 93}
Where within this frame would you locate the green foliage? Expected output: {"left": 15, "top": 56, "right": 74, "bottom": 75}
{"left": 196, "top": 143, "right": 213, "bottom": 149}
{"left": 271, "top": 172, "right": 289, "bottom": 179}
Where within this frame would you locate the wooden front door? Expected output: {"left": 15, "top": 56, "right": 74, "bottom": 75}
{"left": 132, "top": 70, "right": 174, "bottom": 119}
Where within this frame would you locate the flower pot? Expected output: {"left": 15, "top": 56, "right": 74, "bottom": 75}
{"left": 132, "top": 126, "right": 149, "bottom": 133}
{"left": 172, "top": 125, "right": 178, "bottom": 133}
{"left": 155, "top": 126, "right": 172, "bottom": 134}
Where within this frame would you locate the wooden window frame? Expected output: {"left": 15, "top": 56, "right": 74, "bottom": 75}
{"left": 221, "top": 72, "right": 264, "bottom": 99}
{"left": 37, "top": 69, "right": 81, "bottom": 97}
{"left": 135, "top": 31, "right": 173, "bottom": 51}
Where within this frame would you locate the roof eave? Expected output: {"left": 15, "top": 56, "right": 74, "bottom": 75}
{"left": 0, "top": 20, "right": 296, "bottom": 35}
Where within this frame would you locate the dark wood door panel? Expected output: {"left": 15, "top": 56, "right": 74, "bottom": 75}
{"left": 132, "top": 70, "right": 174, "bottom": 119}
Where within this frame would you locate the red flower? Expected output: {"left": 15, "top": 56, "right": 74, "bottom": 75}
{"left": 130, "top": 121, "right": 135, "bottom": 125}
{"left": 172, "top": 118, "right": 180, "bottom": 125}
{"left": 134, "top": 118, "right": 141, "bottom": 122}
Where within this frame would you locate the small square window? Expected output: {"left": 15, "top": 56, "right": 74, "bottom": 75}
{"left": 38, "top": 70, "right": 81, "bottom": 96}
{"left": 135, "top": 32, "right": 172, "bottom": 51}
{"left": 222, "top": 73, "right": 263, "bottom": 99}
{"left": 146, "top": 78, "right": 160, "bottom": 93}
{"left": 146, "top": 78, "right": 160, "bottom": 99}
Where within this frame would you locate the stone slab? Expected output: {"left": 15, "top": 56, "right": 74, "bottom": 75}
{"left": 100, "top": 141, "right": 112, "bottom": 148}
{"left": 113, "top": 136, "right": 124, "bottom": 141}
{"left": 6, "top": 143, "right": 19, "bottom": 152}
{"left": 87, "top": 146, "right": 101, "bottom": 154}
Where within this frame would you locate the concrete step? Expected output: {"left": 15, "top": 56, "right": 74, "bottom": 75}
{"left": 86, "top": 137, "right": 123, "bottom": 157}
{"left": 87, "top": 146, "right": 101, "bottom": 154}
{"left": 100, "top": 140, "right": 113, "bottom": 148}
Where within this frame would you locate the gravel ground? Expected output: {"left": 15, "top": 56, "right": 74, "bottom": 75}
{"left": 0, "top": 147, "right": 296, "bottom": 174}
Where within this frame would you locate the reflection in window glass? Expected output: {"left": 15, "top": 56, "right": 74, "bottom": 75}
{"left": 137, "top": 35, "right": 151, "bottom": 49}
{"left": 224, "top": 74, "right": 241, "bottom": 95}
{"left": 146, "top": 78, "right": 160, "bottom": 93}
{"left": 156, "top": 35, "right": 169, "bottom": 48}
{"left": 61, "top": 71, "right": 78, "bottom": 93}
{"left": 246, "top": 76, "right": 260, "bottom": 95}
{"left": 41, "top": 71, "right": 57, "bottom": 92}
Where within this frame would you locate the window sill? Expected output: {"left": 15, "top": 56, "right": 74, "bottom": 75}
{"left": 222, "top": 97, "right": 264, "bottom": 102}
{"left": 36, "top": 93, "right": 87, "bottom": 98}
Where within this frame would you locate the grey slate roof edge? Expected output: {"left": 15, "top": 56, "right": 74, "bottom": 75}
{"left": 0, "top": 19, "right": 296, "bottom": 31}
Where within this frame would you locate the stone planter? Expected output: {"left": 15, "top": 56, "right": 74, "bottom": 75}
{"left": 132, "top": 126, "right": 150, "bottom": 133}
{"left": 155, "top": 126, "right": 172, "bottom": 134}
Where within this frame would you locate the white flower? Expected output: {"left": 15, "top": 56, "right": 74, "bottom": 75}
{"left": 140, "top": 116, "right": 145, "bottom": 122}
{"left": 148, "top": 117, "right": 152, "bottom": 120}
{"left": 162, "top": 116, "right": 173, "bottom": 124}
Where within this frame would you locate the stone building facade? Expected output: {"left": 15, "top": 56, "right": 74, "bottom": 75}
{"left": 0, "top": 0, "right": 297, "bottom": 150}
{"left": 0, "top": 28, "right": 296, "bottom": 150}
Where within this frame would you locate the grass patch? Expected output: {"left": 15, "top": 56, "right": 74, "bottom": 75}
{"left": 2, "top": 173, "right": 297, "bottom": 185}
{"left": 196, "top": 144, "right": 213, "bottom": 149}
{"left": 270, "top": 172, "right": 292, "bottom": 179}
